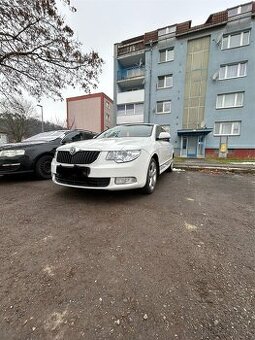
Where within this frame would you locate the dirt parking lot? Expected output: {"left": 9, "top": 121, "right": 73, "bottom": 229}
{"left": 0, "top": 171, "right": 254, "bottom": 340}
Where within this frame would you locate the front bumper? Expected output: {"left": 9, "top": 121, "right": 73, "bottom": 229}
{"left": 0, "top": 156, "right": 33, "bottom": 175}
{"left": 51, "top": 151, "right": 149, "bottom": 191}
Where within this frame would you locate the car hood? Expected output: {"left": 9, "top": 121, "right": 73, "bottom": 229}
{"left": 0, "top": 141, "right": 47, "bottom": 150}
{"left": 57, "top": 137, "right": 151, "bottom": 152}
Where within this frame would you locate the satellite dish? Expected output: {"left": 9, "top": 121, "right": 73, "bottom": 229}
{"left": 212, "top": 71, "right": 219, "bottom": 81}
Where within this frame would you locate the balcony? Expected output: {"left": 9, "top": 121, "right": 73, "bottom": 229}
{"left": 118, "top": 66, "right": 145, "bottom": 81}
{"left": 117, "top": 114, "right": 144, "bottom": 124}
{"left": 117, "top": 89, "right": 145, "bottom": 105}
{"left": 116, "top": 99, "right": 144, "bottom": 124}
{"left": 117, "top": 40, "right": 145, "bottom": 68}
{"left": 117, "top": 66, "right": 145, "bottom": 89}
{"left": 117, "top": 41, "right": 145, "bottom": 57}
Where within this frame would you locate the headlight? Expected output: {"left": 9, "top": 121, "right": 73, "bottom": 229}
{"left": 106, "top": 150, "right": 141, "bottom": 163}
{"left": 0, "top": 149, "right": 25, "bottom": 157}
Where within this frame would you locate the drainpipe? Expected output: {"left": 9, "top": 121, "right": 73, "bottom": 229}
{"left": 148, "top": 40, "right": 153, "bottom": 123}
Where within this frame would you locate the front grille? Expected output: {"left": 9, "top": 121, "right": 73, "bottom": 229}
{"left": 55, "top": 166, "right": 110, "bottom": 188}
{"left": 56, "top": 176, "right": 110, "bottom": 187}
{"left": 57, "top": 151, "right": 100, "bottom": 164}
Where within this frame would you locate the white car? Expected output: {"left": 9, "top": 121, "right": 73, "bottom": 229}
{"left": 51, "top": 124, "right": 174, "bottom": 194}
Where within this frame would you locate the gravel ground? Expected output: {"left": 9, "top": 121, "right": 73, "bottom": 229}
{"left": 0, "top": 171, "right": 254, "bottom": 340}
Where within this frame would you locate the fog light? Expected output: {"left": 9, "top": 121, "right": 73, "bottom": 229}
{"left": 115, "top": 177, "right": 137, "bottom": 185}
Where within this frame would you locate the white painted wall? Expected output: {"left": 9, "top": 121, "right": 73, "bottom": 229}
{"left": 117, "top": 89, "right": 144, "bottom": 105}
{"left": 116, "top": 114, "right": 144, "bottom": 124}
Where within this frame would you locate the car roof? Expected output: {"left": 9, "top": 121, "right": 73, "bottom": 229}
{"left": 116, "top": 123, "right": 156, "bottom": 126}
{"left": 63, "top": 129, "right": 96, "bottom": 134}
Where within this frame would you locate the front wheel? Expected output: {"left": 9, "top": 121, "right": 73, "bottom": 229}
{"left": 35, "top": 155, "right": 53, "bottom": 179}
{"left": 142, "top": 158, "right": 158, "bottom": 194}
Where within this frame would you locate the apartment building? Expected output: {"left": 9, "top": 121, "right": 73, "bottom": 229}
{"left": 113, "top": 2, "right": 255, "bottom": 158}
{"left": 66, "top": 93, "right": 113, "bottom": 133}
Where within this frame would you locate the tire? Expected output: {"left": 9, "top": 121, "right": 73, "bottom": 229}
{"left": 142, "top": 158, "right": 158, "bottom": 194}
{"left": 35, "top": 155, "right": 53, "bottom": 179}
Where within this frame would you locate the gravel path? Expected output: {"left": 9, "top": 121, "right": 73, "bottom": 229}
{"left": 0, "top": 171, "right": 254, "bottom": 339}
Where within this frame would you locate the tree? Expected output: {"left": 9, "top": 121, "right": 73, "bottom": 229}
{"left": 0, "top": 0, "right": 103, "bottom": 100}
{"left": 0, "top": 97, "right": 37, "bottom": 142}
{"left": 0, "top": 97, "right": 64, "bottom": 142}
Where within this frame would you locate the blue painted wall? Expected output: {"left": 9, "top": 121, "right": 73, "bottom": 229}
{"left": 114, "top": 15, "right": 255, "bottom": 153}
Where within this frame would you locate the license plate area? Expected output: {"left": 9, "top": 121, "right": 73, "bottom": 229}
{"left": 57, "top": 165, "right": 90, "bottom": 177}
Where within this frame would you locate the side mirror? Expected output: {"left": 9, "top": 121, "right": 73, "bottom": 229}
{"left": 158, "top": 132, "right": 171, "bottom": 141}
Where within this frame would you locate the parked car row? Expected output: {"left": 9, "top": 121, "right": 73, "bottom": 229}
{"left": 0, "top": 124, "right": 174, "bottom": 194}
{"left": 0, "top": 129, "right": 96, "bottom": 179}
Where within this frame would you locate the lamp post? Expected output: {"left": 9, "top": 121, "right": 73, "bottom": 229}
{"left": 37, "top": 104, "right": 44, "bottom": 132}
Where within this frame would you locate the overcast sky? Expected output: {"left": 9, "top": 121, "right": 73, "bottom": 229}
{"left": 39, "top": 0, "right": 244, "bottom": 124}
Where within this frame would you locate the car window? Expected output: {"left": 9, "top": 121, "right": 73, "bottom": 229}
{"left": 81, "top": 132, "right": 94, "bottom": 140}
{"left": 97, "top": 125, "right": 153, "bottom": 139}
{"left": 62, "top": 131, "right": 83, "bottom": 144}
{"left": 62, "top": 131, "right": 95, "bottom": 143}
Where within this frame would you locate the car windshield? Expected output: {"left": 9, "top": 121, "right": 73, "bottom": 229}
{"left": 23, "top": 131, "right": 67, "bottom": 142}
{"left": 96, "top": 125, "right": 153, "bottom": 139}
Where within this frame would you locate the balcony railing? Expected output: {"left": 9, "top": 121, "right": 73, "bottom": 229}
{"left": 117, "top": 66, "right": 145, "bottom": 81}
{"left": 117, "top": 41, "right": 145, "bottom": 56}
{"left": 117, "top": 89, "right": 145, "bottom": 105}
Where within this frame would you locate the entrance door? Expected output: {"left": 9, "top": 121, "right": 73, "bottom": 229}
{"left": 187, "top": 136, "right": 197, "bottom": 157}
{"left": 197, "top": 136, "right": 205, "bottom": 158}
{"left": 180, "top": 136, "right": 187, "bottom": 157}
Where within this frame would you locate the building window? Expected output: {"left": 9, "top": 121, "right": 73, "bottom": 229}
{"left": 216, "top": 92, "right": 244, "bottom": 109}
{"left": 126, "top": 104, "right": 134, "bottom": 115}
{"left": 158, "top": 25, "right": 176, "bottom": 37}
{"left": 219, "top": 62, "right": 247, "bottom": 80}
{"left": 228, "top": 4, "right": 252, "bottom": 17}
{"left": 159, "top": 48, "right": 174, "bottom": 62}
{"left": 117, "top": 104, "right": 126, "bottom": 115}
{"left": 157, "top": 75, "right": 173, "bottom": 89}
{"left": 214, "top": 121, "right": 241, "bottom": 136}
{"left": 156, "top": 101, "right": 171, "bottom": 114}
{"left": 221, "top": 31, "right": 250, "bottom": 49}
{"left": 117, "top": 103, "right": 144, "bottom": 115}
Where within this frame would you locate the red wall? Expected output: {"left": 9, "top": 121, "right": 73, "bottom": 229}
{"left": 206, "top": 148, "right": 255, "bottom": 159}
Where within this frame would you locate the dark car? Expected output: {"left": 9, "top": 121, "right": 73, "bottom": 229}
{"left": 0, "top": 129, "right": 96, "bottom": 179}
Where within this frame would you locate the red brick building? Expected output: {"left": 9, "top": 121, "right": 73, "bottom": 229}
{"left": 66, "top": 93, "right": 113, "bottom": 133}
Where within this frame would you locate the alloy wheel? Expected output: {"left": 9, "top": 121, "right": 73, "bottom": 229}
{"left": 148, "top": 160, "right": 157, "bottom": 191}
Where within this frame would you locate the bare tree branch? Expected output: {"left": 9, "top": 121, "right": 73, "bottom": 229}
{"left": 0, "top": 0, "right": 103, "bottom": 100}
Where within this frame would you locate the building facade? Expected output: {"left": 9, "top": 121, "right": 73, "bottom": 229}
{"left": 67, "top": 93, "right": 113, "bottom": 133}
{"left": 113, "top": 2, "right": 255, "bottom": 158}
